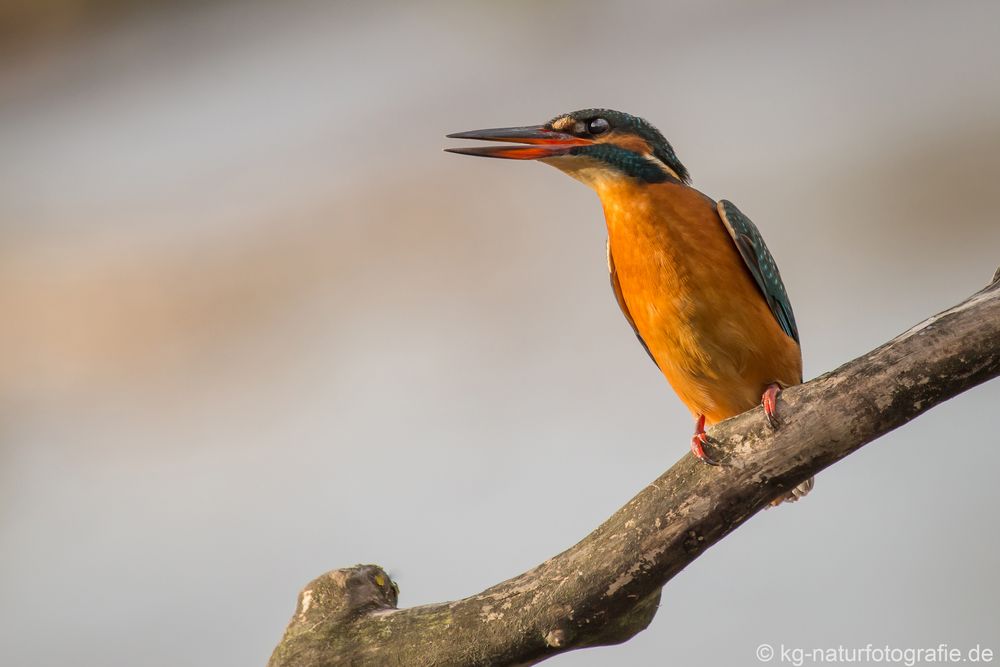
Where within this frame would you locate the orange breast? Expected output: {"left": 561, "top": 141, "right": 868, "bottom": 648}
{"left": 600, "top": 180, "right": 801, "bottom": 425}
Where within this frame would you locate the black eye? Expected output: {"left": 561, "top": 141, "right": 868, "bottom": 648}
{"left": 587, "top": 118, "right": 610, "bottom": 135}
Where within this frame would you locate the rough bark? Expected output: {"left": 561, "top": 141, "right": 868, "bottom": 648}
{"left": 269, "top": 269, "right": 1000, "bottom": 667}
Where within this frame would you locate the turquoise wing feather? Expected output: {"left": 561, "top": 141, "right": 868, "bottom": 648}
{"left": 717, "top": 200, "right": 800, "bottom": 344}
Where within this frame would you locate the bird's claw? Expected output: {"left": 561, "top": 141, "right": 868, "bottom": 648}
{"left": 690, "top": 432, "right": 722, "bottom": 466}
{"left": 761, "top": 383, "right": 782, "bottom": 429}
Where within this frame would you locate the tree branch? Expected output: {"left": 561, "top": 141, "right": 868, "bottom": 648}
{"left": 269, "top": 268, "right": 1000, "bottom": 667}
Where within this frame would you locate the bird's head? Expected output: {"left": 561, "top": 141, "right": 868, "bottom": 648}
{"left": 446, "top": 108, "right": 689, "bottom": 189}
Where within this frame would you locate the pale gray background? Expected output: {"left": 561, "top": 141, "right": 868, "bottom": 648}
{"left": 1, "top": 1, "right": 998, "bottom": 665}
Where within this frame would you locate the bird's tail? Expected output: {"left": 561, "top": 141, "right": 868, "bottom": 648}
{"left": 770, "top": 476, "right": 814, "bottom": 506}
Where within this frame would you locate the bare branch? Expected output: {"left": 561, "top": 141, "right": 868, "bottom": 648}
{"left": 269, "top": 269, "right": 1000, "bottom": 667}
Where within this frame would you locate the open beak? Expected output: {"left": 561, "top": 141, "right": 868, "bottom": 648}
{"left": 445, "top": 125, "right": 590, "bottom": 160}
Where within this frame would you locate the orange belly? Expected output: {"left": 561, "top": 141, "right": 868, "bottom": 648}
{"left": 601, "top": 180, "right": 801, "bottom": 425}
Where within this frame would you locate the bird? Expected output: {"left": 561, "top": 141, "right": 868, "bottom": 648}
{"left": 446, "top": 108, "right": 813, "bottom": 504}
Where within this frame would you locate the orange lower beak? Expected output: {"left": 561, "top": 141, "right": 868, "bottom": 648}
{"left": 445, "top": 125, "right": 589, "bottom": 160}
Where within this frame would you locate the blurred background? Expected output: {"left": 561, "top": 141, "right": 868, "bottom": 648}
{"left": 1, "top": 1, "right": 998, "bottom": 665}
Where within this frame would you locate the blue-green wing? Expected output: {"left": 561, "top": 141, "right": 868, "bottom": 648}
{"left": 717, "top": 200, "right": 800, "bottom": 344}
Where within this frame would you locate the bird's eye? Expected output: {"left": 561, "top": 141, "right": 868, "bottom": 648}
{"left": 587, "top": 118, "right": 610, "bottom": 135}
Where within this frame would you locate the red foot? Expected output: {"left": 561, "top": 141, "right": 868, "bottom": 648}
{"left": 762, "top": 383, "right": 782, "bottom": 428}
{"left": 690, "top": 414, "right": 721, "bottom": 466}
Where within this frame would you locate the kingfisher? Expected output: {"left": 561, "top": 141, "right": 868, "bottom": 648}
{"left": 446, "top": 108, "right": 813, "bottom": 504}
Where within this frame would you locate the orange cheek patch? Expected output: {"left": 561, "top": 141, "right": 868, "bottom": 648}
{"left": 600, "top": 134, "right": 653, "bottom": 155}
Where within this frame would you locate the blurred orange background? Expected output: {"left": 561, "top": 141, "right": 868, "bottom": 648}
{"left": 1, "top": 2, "right": 998, "bottom": 665}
